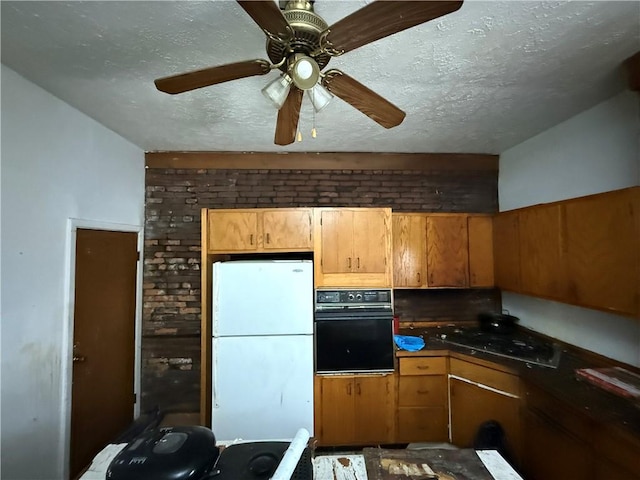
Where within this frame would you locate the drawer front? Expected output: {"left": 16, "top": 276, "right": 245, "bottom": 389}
{"left": 399, "top": 357, "right": 447, "bottom": 376}
{"left": 398, "top": 376, "right": 447, "bottom": 407}
{"left": 397, "top": 407, "right": 448, "bottom": 443}
{"left": 449, "top": 358, "right": 519, "bottom": 395}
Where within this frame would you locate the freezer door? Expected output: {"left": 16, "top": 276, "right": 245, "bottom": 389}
{"left": 211, "top": 335, "right": 314, "bottom": 443}
{"left": 212, "top": 260, "right": 313, "bottom": 336}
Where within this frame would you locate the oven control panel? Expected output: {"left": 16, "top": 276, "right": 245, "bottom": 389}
{"left": 315, "top": 289, "right": 392, "bottom": 306}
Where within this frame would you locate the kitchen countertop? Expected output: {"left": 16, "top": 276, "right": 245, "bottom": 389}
{"left": 396, "top": 325, "right": 640, "bottom": 441}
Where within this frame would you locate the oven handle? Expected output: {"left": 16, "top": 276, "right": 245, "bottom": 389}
{"left": 314, "top": 315, "right": 394, "bottom": 321}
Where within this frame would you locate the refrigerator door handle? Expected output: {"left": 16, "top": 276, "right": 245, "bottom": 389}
{"left": 213, "top": 345, "right": 219, "bottom": 409}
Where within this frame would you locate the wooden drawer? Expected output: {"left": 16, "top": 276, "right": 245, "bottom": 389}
{"left": 399, "top": 357, "right": 447, "bottom": 376}
{"left": 449, "top": 358, "right": 519, "bottom": 395}
{"left": 397, "top": 407, "right": 448, "bottom": 443}
{"left": 398, "top": 376, "right": 447, "bottom": 407}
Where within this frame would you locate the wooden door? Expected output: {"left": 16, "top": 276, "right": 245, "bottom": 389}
{"left": 208, "top": 211, "right": 258, "bottom": 252}
{"left": 426, "top": 215, "right": 469, "bottom": 287}
{"left": 353, "top": 375, "right": 395, "bottom": 444}
{"left": 564, "top": 189, "right": 639, "bottom": 316}
{"left": 320, "top": 210, "right": 354, "bottom": 273}
{"left": 353, "top": 210, "right": 388, "bottom": 274}
{"left": 318, "top": 376, "right": 355, "bottom": 445}
{"left": 70, "top": 229, "right": 137, "bottom": 479}
{"left": 262, "top": 209, "right": 312, "bottom": 250}
{"left": 518, "top": 204, "right": 567, "bottom": 299}
{"left": 468, "top": 216, "right": 494, "bottom": 287}
{"left": 393, "top": 214, "right": 426, "bottom": 287}
{"left": 493, "top": 211, "right": 521, "bottom": 291}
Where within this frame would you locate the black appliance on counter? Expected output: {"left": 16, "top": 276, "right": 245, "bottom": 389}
{"left": 435, "top": 323, "right": 562, "bottom": 368}
{"left": 314, "top": 289, "right": 395, "bottom": 373}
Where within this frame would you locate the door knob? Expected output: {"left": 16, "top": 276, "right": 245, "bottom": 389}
{"left": 73, "top": 355, "right": 86, "bottom": 363}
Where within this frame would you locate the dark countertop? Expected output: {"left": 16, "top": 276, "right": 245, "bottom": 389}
{"left": 396, "top": 325, "right": 640, "bottom": 441}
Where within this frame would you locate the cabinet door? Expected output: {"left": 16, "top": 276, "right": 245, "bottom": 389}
{"left": 449, "top": 378, "right": 521, "bottom": 466}
{"left": 518, "top": 204, "right": 568, "bottom": 299}
{"left": 426, "top": 215, "right": 469, "bottom": 287}
{"left": 353, "top": 375, "right": 395, "bottom": 444}
{"left": 468, "top": 216, "right": 494, "bottom": 287}
{"left": 392, "top": 214, "right": 426, "bottom": 287}
{"left": 318, "top": 376, "right": 355, "bottom": 445}
{"left": 262, "top": 209, "right": 312, "bottom": 250}
{"left": 352, "top": 210, "right": 388, "bottom": 273}
{"left": 493, "top": 211, "right": 521, "bottom": 291}
{"left": 319, "top": 210, "right": 354, "bottom": 273}
{"left": 208, "top": 211, "right": 258, "bottom": 252}
{"left": 522, "top": 409, "right": 591, "bottom": 480}
{"left": 564, "top": 189, "right": 639, "bottom": 316}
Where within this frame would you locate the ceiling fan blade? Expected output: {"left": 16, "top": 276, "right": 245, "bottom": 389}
{"left": 323, "top": 70, "right": 406, "bottom": 129}
{"left": 237, "top": 0, "right": 291, "bottom": 40}
{"left": 324, "top": 1, "right": 463, "bottom": 54}
{"left": 274, "top": 87, "right": 303, "bottom": 145}
{"left": 155, "top": 59, "right": 271, "bottom": 94}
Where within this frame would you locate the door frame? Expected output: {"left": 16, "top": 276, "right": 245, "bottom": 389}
{"left": 59, "top": 218, "right": 143, "bottom": 480}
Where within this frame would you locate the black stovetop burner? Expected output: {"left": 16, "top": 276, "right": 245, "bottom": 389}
{"left": 436, "top": 326, "right": 562, "bottom": 368}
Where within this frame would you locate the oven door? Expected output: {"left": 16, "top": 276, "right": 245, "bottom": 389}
{"left": 314, "top": 315, "right": 394, "bottom": 373}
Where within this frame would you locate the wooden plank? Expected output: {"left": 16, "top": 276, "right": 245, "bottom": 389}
{"left": 145, "top": 151, "right": 499, "bottom": 172}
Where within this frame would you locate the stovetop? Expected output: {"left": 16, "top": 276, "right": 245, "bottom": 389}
{"left": 435, "top": 326, "right": 562, "bottom": 368}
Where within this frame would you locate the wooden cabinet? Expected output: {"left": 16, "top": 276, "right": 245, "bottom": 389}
{"left": 314, "top": 208, "right": 392, "bottom": 287}
{"left": 206, "top": 208, "right": 312, "bottom": 253}
{"left": 392, "top": 214, "right": 426, "bottom": 288}
{"left": 518, "top": 204, "right": 568, "bottom": 299}
{"left": 522, "top": 382, "right": 640, "bottom": 480}
{"left": 426, "top": 215, "right": 469, "bottom": 287}
{"left": 396, "top": 357, "right": 448, "bottom": 443}
{"left": 449, "top": 358, "right": 522, "bottom": 466}
{"left": 564, "top": 187, "right": 640, "bottom": 317}
{"left": 392, "top": 213, "right": 494, "bottom": 289}
{"left": 493, "top": 187, "right": 640, "bottom": 317}
{"left": 493, "top": 210, "right": 521, "bottom": 291}
{"left": 315, "top": 373, "right": 395, "bottom": 446}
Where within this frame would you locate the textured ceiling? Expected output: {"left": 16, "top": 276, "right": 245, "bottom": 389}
{"left": 1, "top": 1, "right": 638, "bottom": 154}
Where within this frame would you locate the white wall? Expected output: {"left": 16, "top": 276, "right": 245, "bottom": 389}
{"left": 0, "top": 65, "right": 145, "bottom": 479}
{"left": 499, "top": 90, "right": 640, "bottom": 367}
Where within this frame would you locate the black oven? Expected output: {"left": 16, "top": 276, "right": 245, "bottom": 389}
{"left": 314, "top": 289, "right": 395, "bottom": 373}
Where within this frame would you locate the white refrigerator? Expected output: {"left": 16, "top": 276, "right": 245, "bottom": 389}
{"left": 211, "top": 259, "right": 314, "bottom": 444}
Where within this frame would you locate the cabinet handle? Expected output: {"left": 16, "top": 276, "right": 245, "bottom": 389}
{"left": 348, "top": 257, "right": 352, "bottom": 269}
{"left": 417, "top": 272, "right": 421, "bottom": 283}
{"left": 356, "top": 383, "right": 361, "bottom": 395}
{"left": 347, "top": 383, "right": 352, "bottom": 395}
{"left": 417, "top": 365, "right": 430, "bottom": 370}
{"left": 357, "top": 257, "right": 360, "bottom": 269}
{"left": 417, "top": 389, "right": 430, "bottom": 394}
{"left": 250, "top": 234, "right": 254, "bottom": 245}
{"left": 266, "top": 233, "right": 270, "bottom": 244}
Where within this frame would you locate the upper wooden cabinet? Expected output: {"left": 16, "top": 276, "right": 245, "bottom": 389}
{"left": 392, "top": 213, "right": 494, "bottom": 289}
{"left": 314, "top": 208, "right": 392, "bottom": 287}
{"left": 206, "top": 208, "right": 313, "bottom": 253}
{"left": 493, "top": 187, "right": 640, "bottom": 318}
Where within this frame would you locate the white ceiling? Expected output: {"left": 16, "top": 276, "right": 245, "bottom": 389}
{"left": 2, "top": 1, "right": 638, "bottom": 154}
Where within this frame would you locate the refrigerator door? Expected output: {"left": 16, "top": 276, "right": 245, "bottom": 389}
{"left": 212, "top": 335, "right": 314, "bottom": 443}
{"left": 212, "top": 260, "right": 313, "bottom": 337}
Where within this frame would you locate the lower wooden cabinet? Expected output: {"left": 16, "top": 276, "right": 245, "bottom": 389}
{"left": 314, "top": 373, "right": 395, "bottom": 446}
{"left": 523, "top": 382, "right": 640, "bottom": 480}
{"left": 396, "top": 356, "right": 448, "bottom": 443}
{"left": 448, "top": 358, "right": 522, "bottom": 466}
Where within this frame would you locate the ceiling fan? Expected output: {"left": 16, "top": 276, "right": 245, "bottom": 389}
{"left": 154, "top": 0, "right": 464, "bottom": 145}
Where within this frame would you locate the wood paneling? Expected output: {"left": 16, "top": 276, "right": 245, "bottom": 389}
{"left": 145, "top": 151, "right": 499, "bottom": 171}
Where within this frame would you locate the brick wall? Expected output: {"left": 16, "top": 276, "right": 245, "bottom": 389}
{"left": 142, "top": 163, "right": 498, "bottom": 413}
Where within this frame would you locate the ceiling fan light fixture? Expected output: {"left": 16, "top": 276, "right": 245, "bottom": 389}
{"left": 261, "top": 74, "right": 292, "bottom": 109}
{"left": 309, "top": 83, "right": 333, "bottom": 112}
{"left": 289, "top": 54, "right": 320, "bottom": 90}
